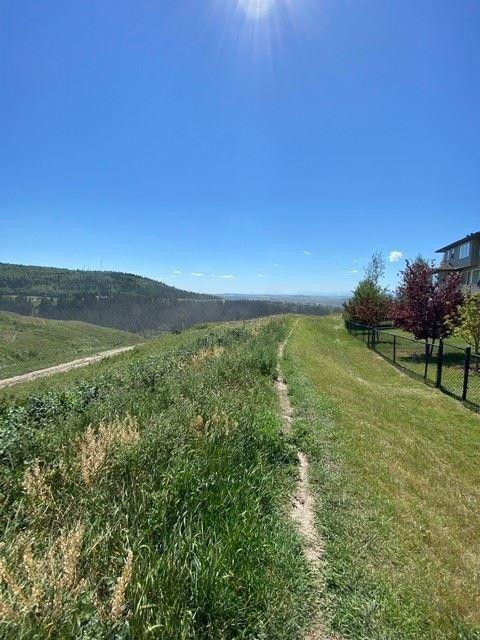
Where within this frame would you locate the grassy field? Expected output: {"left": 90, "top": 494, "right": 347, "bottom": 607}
{"left": 284, "top": 316, "right": 480, "bottom": 639}
{"left": 0, "top": 318, "right": 313, "bottom": 639}
{"left": 0, "top": 311, "right": 142, "bottom": 380}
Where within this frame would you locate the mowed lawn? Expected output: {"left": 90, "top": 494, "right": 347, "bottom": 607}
{"left": 284, "top": 316, "right": 480, "bottom": 640}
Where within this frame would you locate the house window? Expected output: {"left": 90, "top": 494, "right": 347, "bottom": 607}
{"left": 459, "top": 242, "right": 471, "bottom": 259}
{"left": 472, "top": 270, "right": 480, "bottom": 286}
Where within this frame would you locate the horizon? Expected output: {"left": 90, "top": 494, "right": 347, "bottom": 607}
{"left": 0, "top": 259, "right": 351, "bottom": 297}
{"left": 1, "top": 1, "right": 479, "bottom": 294}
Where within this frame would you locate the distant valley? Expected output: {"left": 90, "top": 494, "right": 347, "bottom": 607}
{"left": 0, "top": 263, "right": 340, "bottom": 334}
{"left": 220, "top": 292, "right": 348, "bottom": 306}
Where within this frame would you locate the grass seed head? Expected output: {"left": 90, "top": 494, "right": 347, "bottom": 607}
{"left": 110, "top": 549, "right": 134, "bottom": 623}
{"left": 58, "top": 522, "right": 85, "bottom": 591}
{"left": 76, "top": 415, "right": 139, "bottom": 486}
{"left": 191, "top": 414, "right": 205, "bottom": 435}
{"left": 22, "top": 461, "right": 52, "bottom": 516}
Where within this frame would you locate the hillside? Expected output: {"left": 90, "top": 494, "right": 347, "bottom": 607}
{"left": 284, "top": 316, "right": 480, "bottom": 639}
{"left": 0, "top": 318, "right": 312, "bottom": 639}
{"left": 0, "top": 310, "right": 141, "bottom": 379}
{"left": 0, "top": 262, "right": 338, "bottom": 333}
{"left": 0, "top": 262, "right": 208, "bottom": 299}
{"left": 0, "top": 316, "right": 478, "bottom": 638}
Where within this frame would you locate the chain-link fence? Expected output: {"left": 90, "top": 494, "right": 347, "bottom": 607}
{"left": 345, "top": 321, "right": 480, "bottom": 411}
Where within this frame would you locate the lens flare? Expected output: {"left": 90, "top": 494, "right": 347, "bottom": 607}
{"left": 209, "top": 0, "right": 312, "bottom": 63}
{"left": 238, "top": 0, "right": 275, "bottom": 18}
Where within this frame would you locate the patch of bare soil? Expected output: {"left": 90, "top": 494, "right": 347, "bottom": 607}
{"left": 275, "top": 325, "right": 338, "bottom": 640}
{"left": 0, "top": 345, "right": 139, "bottom": 390}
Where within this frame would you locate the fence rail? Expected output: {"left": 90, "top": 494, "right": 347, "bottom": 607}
{"left": 345, "top": 321, "right": 480, "bottom": 410}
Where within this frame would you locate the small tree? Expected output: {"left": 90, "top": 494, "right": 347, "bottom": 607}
{"left": 364, "top": 251, "right": 385, "bottom": 284}
{"left": 391, "top": 257, "right": 463, "bottom": 344}
{"left": 447, "top": 292, "right": 480, "bottom": 359}
{"left": 343, "top": 252, "right": 391, "bottom": 327}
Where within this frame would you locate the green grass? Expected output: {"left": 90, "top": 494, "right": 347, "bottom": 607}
{"left": 0, "top": 318, "right": 312, "bottom": 639}
{"left": 283, "top": 316, "right": 480, "bottom": 639}
{"left": 353, "top": 325, "right": 471, "bottom": 401}
{"left": 385, "top": 325, "right": 469, "bottom": 350}
{"left": 0, "top": 311, "right": 142, "bottom": 379}
{"left": 0, "top": 322, "right": 246, "bottom": 403}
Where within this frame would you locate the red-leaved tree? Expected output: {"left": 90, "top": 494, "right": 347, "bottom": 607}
{"left": 391, "top": 258, "right": 463, "bottom": 343}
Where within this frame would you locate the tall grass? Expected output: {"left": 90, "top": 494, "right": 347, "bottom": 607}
{"left": 0, "top": 320, "right": 311, "bottom": 639}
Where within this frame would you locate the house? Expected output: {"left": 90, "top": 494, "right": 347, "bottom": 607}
{"left": 433, "top": 232, "right": 480, "bottom": 291}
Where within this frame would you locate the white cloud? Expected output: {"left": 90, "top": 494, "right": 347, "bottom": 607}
{"left": 172, "top": 269, "right": 182, "bottom": 275}
{"left": 347, "top": 269, "right": 359, "bottom": 275}
{"left": 220, "top": 274, "right": 235, "bottom": 279}
{"left": 191, "top": 272, "right": 204, "bottom": 277}
{"left": 303, "top": 250, "right": 312, "bottom": 256}
{"left": 272, "top": 263, "right": 280, "bottom": 268}
{"left": 388, "top": 250, "right": 404, "bottom": 263}
{"left": 257, "top": 273, "right": 266, "bottom": 278}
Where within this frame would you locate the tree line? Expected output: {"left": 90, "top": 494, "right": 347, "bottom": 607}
{"left": 0, "top": 294, "right": 338, "bottom": 335}
{"left": 0, "top": 263, "right": 208, "bottom": 299}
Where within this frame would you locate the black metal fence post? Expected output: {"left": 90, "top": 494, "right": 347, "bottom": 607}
{"left": 463, "top": 347, "right": 471, "bottom": 401}
{"left": 424, "top": 342, "right": 430, "bottom": 379}
{"left": 345, "top": 321, "right": 480, "bottom": 411}
{"left": 436, "top": 338, "right": 444, "bottom": 389}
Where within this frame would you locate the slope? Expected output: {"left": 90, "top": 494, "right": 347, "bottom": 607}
{"left": 0, "top": 311, "right": 142, "bottom": 379}
{"left": 0, "top": 317, "right": 313, "bottom": 639}
{"left": 284, "top": 315, "right": 480, "bottom": 640}
{"left": 0, "top": 262, "right": 209, "bottom": 299}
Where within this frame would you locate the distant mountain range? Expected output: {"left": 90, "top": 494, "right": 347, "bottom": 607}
{"left": 0, "top": 263, "right": 342, "bottom": 334}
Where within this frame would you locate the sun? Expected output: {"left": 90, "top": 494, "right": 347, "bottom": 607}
{"left": 238, "top": 0, "right": 275, "bottom": 18}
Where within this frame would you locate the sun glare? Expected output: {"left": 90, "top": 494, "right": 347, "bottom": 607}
{"left": 238, "top": 0, "right": 275, "bottom": 19}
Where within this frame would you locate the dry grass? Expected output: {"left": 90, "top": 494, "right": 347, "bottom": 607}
{"left": 110, "top": 549, "right": 134, "bottom": 623}
{"left": 22, "top": 461, "right": 53, "bottom": 518}
{"left": 0, "top": 522, "right": 86, "bottom": 623}
{"left": 190, "top": 346, "right": 225, "bottom": 366}
{"left": 76, "top": 414, "right": 139, "bottom": 487}
{"left": 0, "top": 416, "right": 140, "bottom": 629}
{"left": 0, "top": 525, "right": 134, "bottom": 628}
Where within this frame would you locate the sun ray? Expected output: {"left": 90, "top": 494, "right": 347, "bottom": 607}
{"left": 238, "top": 0, "right": 275, "bottom": 19}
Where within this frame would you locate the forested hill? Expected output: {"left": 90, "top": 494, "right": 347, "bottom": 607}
{"left": 0, "top": 263, "right": 209, "bottom": 299}
{"left": 0, "top": 263, "right": 338, "bottom": 334}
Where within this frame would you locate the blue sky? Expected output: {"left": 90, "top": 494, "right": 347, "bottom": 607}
{"left": 1, "top": 1, "right": 479, "bottom": 294}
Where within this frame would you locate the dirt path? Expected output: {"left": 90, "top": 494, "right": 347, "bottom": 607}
{"left": 275, "top": 322, "right": 332, "bottom": 640}
{"left": 0, "top": 345, "right": 140, "bottom": 390}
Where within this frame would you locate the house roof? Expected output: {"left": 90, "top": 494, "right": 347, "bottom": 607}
{"left": 431, "top": 262, "right": 465, "bottom": 274}
{"left": 436, "top": 232, "right": 480, "bottom": 253}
